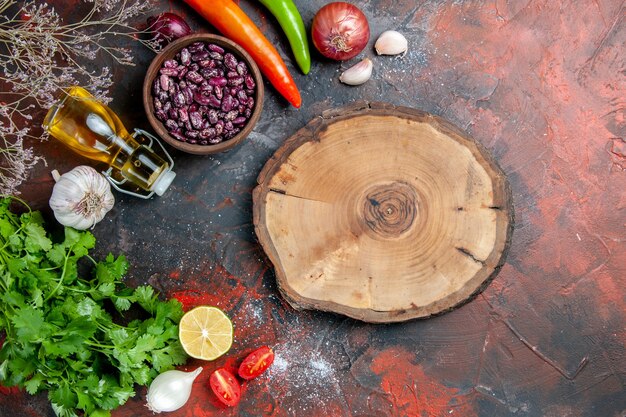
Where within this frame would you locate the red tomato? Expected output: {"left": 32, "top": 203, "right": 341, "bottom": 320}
{"left": 238, "top": 346, "right": 275, "bottom": 380}
{"left": 209, "top": 368, "right": 241, "bottom": 407}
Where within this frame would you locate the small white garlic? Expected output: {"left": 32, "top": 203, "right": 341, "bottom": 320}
{"left": 49, "top": 166, "right": 115, "bottom": 230}
{"left": 339, "top": 58, "right": 373, "bottom": 86}
{"left": 375, "top": 30, "right": 408, "bottom": 56}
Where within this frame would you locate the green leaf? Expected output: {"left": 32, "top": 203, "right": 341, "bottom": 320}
{"left": 97, "top": 282, "right": 115, "bottom": 297}
{"left": 24, "top": 373, "right": 46, "bottom": 394}
{"left": 47, "top": 244, "right": 67, "bottom": 266}
{"left": 134, "top": 286, "right": 157, "bottom": 313}
{"left": 63, "top": 228, "right": 95, "bottom": 254}
{"left": 51, "top": 402, "right": 80, "bottom": 417}
{"left": 2, "top": 290, "right": 26, "bottom": 308}
{"left": 107, "top": 328, "right": 129, "bottom": 347}
{"left": 75, "top": 298, "right": 101, "bottom": 318}
{"left": 7, "top": 233, "right": 23, "bottom": 252}
{"left": 11, "top": 306, "right": 50, "bottom": 342}
{"left": 6, "top": 257, "right": 26, "bottom": 277}
{"left": 0, "top": 213, "right": 16, "bottom": 239}
{"left": 151, "top": 343, "right": 187, "bottom": 371}
{"left": 50, "top": 382, "right": 77, "bottom": 409}
{"left": 24, "top": 221, "right": 52, "bottom": 253}
{"left": 113, "top": 296, "right": 131, "bottom": 312}
{"left": 129, "top": 366, "right": 150, "bottom": 385}
{"left": 90, "top": 409, "right": 111, "bottom": 417}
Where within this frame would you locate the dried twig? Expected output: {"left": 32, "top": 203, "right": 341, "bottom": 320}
{"left": 0, "top": 0, "right": 160, "bottom": 195}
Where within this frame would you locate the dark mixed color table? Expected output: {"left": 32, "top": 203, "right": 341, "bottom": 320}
{"left": 4, "top": 1, "right": 625, "bottom": 416}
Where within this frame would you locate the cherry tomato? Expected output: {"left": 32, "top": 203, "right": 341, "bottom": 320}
{"left": 209, "top": 368, "right": 241, "bottom": 407}
{"left": 238, "top": 346, "right": 275, "bottom": 380}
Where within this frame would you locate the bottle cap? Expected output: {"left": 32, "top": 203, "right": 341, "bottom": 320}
{"left": 151, "top": 169, "right": 176, "bottom": 196}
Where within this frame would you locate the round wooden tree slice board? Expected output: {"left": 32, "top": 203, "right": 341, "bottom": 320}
{"left": 253, "top": 102, "right": 513, "bottom": 323}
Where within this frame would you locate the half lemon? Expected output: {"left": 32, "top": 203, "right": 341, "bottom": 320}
{"left": 179, "top": 306, "right": 233, "bottom": 361}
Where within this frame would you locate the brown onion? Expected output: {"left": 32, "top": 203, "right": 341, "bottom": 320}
{"left": 311, "top": 2, "right": 370, "bottom": 61}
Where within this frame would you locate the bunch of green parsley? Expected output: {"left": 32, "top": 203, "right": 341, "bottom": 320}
{"left": 0, "top": 198, "right": 187, "bottom": 417}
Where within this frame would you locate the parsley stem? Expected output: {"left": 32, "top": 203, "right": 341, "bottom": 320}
{"left": 43, "top": 245, "right": 73, "bottom": 303}
{"left": 86, "top": 340, "right": 115, "bottom": 350}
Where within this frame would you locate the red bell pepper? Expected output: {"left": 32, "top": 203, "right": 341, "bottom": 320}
{"left": 182, "top": 0, "right": 302, "bottom": 108}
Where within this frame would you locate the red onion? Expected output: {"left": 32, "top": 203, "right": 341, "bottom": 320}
{"left": 311, "top": 2, "right": 370, "bottom": 61}
{"left": 147, "top": 13, "right": 192, "bottom": 48}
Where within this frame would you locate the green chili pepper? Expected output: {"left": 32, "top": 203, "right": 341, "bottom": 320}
{"left": 258, "top": 0, "right": 311, "bottom": 75}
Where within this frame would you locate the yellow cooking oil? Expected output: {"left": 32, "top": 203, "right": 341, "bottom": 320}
{"left": 43, "top": 86, "right": 174, "bottom": 194}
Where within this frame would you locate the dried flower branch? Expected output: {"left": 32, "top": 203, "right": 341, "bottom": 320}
{"left": 0, "top": 0, "right": 160, "bottom": 195}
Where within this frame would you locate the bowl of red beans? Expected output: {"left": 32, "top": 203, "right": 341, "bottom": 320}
{"left": 143, "top": 33, "right": 264, "bottom": 155}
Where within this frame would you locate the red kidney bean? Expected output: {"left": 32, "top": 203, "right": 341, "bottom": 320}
{"left": 199, "top": 59, "right": 216, "bottom": 69}
{"left": 186, "top": 71, "right": 204, "bottom": 84}
{"left": 208, "top": 109, "right": 219, "bottom": 125}
{"left": 228, "top": 76, "right": 244, "bottom": 87}
{"left": 189, "top": 111, "right": 203, "bottom": 129}
{"left": 224, "top": 53, "right": 237, "bottom": 69}
{"left": 173, "top": 92, "right": 186, "bottom": 107}
{"left": 164, "top": 59, "right": 178, "bottom": 68}
{"left": 165, "top": 119, "right": 178, "bottom": 131}
{"left": 236, "top": 62, "right": 247, "bottom": 76}
{"left": 193, "top": 91, "right": 212, "bottom": 106}
{"left": 153, "top": 41, "right": 256, "bottom": 145}
{"left": 244, "top": 74, "right": 255, "bottom": 90}
{"left": 199, "top": 128, "right": 217, "bottom": 139}
{"left": 214, "top": 86, "right": 223, "bottom": 100}
{"left": 207, "top": 44, "right": 224, "bottom": 54}
{"left": 192, "top": 51, "right": 209, "bottom": 61}
{"left": 170, "top": 130, "right": 187, "bottom": 142}
{"left": 236, "top": 90, "right": 248, "bottom": 101}
{"left": 180, "top": 48, "right": 191, "bottom": 66}
{"left": 221, "top": 95, "right": 236, "bottom": 112}
{"left": 155, "top": 110, "right": 167, "bottom": 121}
{"left": 178, "top": 107, "right": 189, "bottom": 123}
{"left": 225, "top": 110, "right": 238, "bottom": 121}
{"left": 183, "top": 87, "right": 194, "bottom": 103}
{"left": 209, "top": 77, "right": 227, "bottom": 87}
{"left": 200, "top": 68, "right": 220, "bottom": 78}
{"left": 215, "top": 120, "right": 224, "bottom": 135}
{"left": 188, "top": 42, "right": 205, "bottom": 53}
{"left": 208, "top": 95, "right": 221, "bottom": 108}
{"left": 209, "top": 51, "right": 223, "bottom": 60}
{"left": 160, "top": 67, "right": 178, "bottom": 77}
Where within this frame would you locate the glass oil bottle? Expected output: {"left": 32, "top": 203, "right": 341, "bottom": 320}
{"left": 43, "top": 86, "right": 176, "bottom": 198}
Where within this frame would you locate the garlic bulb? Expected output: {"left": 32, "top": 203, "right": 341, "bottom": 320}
{"left": 146, "top": 367, "right": 203, "bottom": 413}
{"left": 339, "top": 58, "right": 373, "bottom": 86}
{"left": 49, "top": 166, "right": 115, "bottom": 230}
{"left": 375, "top": 30, "right": 408, "bottom": 56}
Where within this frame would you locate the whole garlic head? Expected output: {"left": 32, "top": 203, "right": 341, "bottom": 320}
{"left": 49, "top": 166, "right": 115, "bottom": 230}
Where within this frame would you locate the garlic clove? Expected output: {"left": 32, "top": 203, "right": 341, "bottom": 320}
{"left": 375, "top": 30, "right": 408, "bottom": 56}
{"left": 339, "top": 58, "right": 373, "bottom": 86}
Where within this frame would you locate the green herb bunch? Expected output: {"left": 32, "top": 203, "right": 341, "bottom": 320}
{"left": 0, "top": 198, "right": 187, "bottom": 417}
